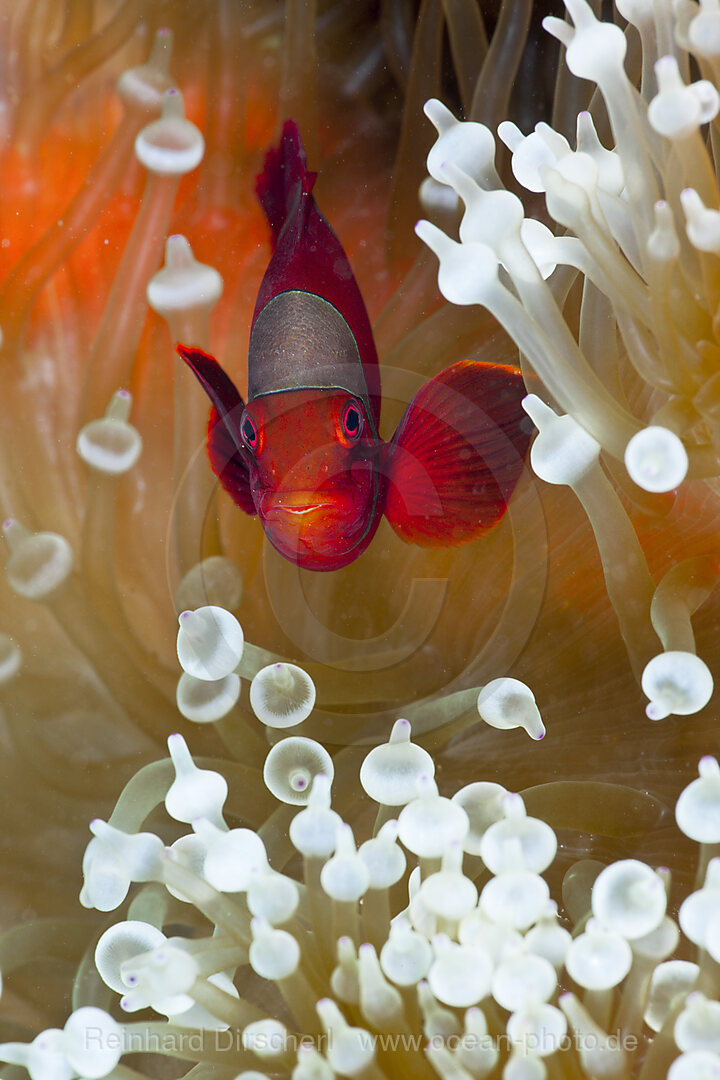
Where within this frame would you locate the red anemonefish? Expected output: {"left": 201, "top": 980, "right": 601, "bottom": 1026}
{"left": 178, "top": 121, "right": 531, "bottom": 572}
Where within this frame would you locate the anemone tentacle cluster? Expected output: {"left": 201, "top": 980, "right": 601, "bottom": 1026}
{"left": 1, "top": 721, "right": 719, "bottom": 1080}
{"left": 174, "top": 603, "right": 545, "bottom": 743}
{"left": 418, "top": 0, "right": 720, "bottom": 724}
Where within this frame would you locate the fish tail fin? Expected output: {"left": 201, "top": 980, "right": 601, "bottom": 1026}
{"left": 256, "top": 120, "right": 317, "bottom": 247}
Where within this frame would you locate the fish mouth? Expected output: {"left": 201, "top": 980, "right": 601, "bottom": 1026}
{"left": 258, "top": 489, "right": 356, "bottom": 518}
{"left": 256, "top": 488, "right": 368, "bottom": 561}
{"left": 259, "top": 492, "right": 342, "bottom": 516}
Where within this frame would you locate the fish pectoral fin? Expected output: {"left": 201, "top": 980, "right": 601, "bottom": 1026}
{"left": 176, "top": 344, "right": 245, "bottom": 433}
{"left": 383, "top": 360, "right": 531, "bottom": 548}
{"left": 207, "top": 405, "right": 256, "bottom": 516}
{"left": 176, "top": 343, "right": 256, "bottom": 517}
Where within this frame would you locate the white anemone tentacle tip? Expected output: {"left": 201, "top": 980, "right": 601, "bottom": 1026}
{"left": 676, "top": 756, "right": 720, "bottom": 843}
{"left": 250, "top": 662, "right": 316, "bottom": 729}
{"left": 3, "top": 519, "right": 74, "bottom": 601}
{"left": 360, "top": 718, "right": 435, "bottom": 805}
{"left": 547, "top": 0, "right": 628, "bottom": 84}
{"left": 522, "top": 396, "right": 600, "bottom": 487}
{"left": 415, "top": 220, "right": 499, "bottom": 306}
{"left": 648, "top": 56, "right": 719, "bottom": 140}
{"left": 591, "top": 859, "right": 667, "bottom": 939}
{"left": 165, "top": 732, "right": 228, "bottom": 826}
{"left": 263, "top": 736, "right": 333, "bottom": 804}
{"left": 64, "top": 1007, "right": 123, "bottom": 1079}
{"left": 148, "top": 233, "right": 224, "bottom": 316}
{"left": 176, "top": 605, "right": 244, "bottom": 681}
{"left": 176, "top": 670, "right": 241, "bottom": 724}
{"left": 624, "top": 426, "right": 689, "bottom": 493}
{"left": 681, "top": 188, "right": 720, "bottom": 254}
{"left": 174, "top": 555, "right": 244, "bottom": 613}
{"left": 642, "top": 651, "right": 714, "bottom": 720}
{"left": 116, "top": 26, "right": 175, "bottom": 113}
{"left": 135, "top": 88, "right": 204, "bottom": 175}
{"left": 423, "top": 97, "right": 497, "bottom": 187}
{"left": 477, "top": 677, "right": 545, "bottom": 740}
{"left": 689, "top": 0, "right": 720, "bottom": 58}
{"left": 77, "top": 389, "right": 142, "bottom": 475}
{"left": 242, "top": 1019, "right": 290, "bottom": 1060}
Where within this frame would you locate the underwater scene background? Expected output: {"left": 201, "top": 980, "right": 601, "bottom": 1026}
{"left": 0, "top": 1, "right": 719, "bottom": 1077}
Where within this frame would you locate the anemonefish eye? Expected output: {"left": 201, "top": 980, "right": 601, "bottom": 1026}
{"left": 340, "top": 400, "right": 363, "bottom": 443}
{"left": 241, "top": 412, "right": 259, "bottom": 451}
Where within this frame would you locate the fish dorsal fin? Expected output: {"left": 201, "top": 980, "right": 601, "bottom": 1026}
{"left": 177, "top": 345, "right": 256, "bottom": 517}
{"left": 253, "top": 120, "right": 380, "bottom": 426}
{"left": 256, "top": 125, "right": 317, "bottom": 247}
{"left": 384, "top": 360, "right": 531, "bottom": 547}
